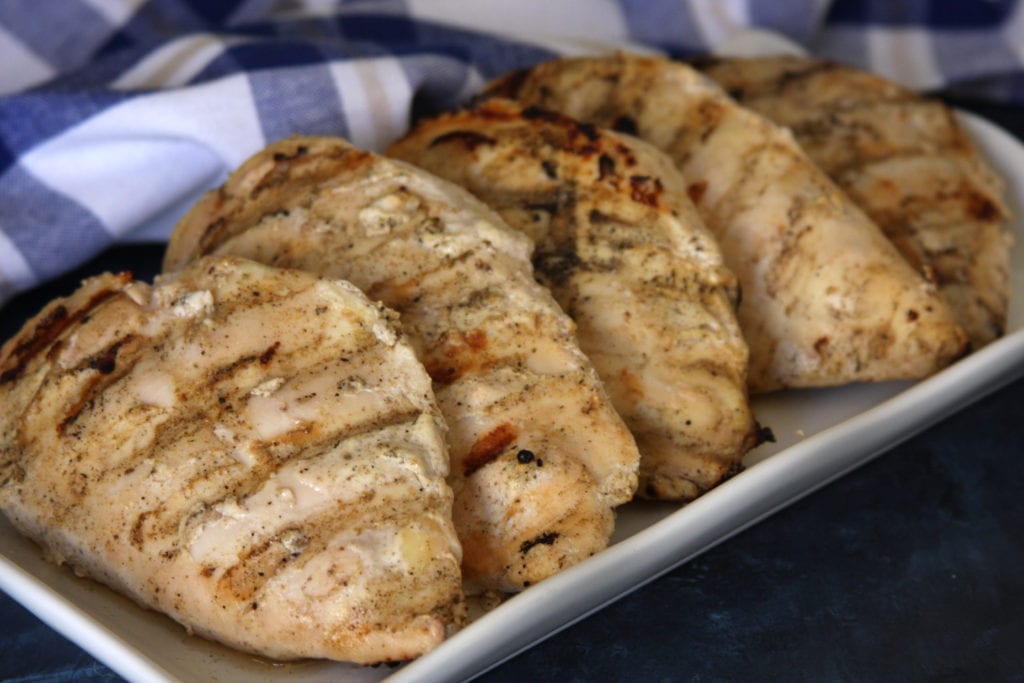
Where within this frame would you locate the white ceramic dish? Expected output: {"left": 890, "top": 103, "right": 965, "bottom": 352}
{"left": 2, "top": 110, "right": 1023, "bottom": 683}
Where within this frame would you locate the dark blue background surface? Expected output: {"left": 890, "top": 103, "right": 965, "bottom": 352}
{"left": 1, "top": 98, "right": 1022, "bottom": 683}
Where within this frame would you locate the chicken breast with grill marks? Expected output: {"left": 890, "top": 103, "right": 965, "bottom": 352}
{"left": 0, "top": 256, "right": 463, "bottom": 664}
{"left": 388, "top": 98, "right": 756, "bottom": 501}
{"left": 164, "top": 136, "right": 640, "bottom": 593}
{"left": 487, "top": 54, "right": 968, "bottom": 392}
{"left": 696, "top": 54, "right": 1013, "bottom": 348}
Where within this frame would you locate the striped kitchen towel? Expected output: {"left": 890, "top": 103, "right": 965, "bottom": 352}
{"left": 1, "top": 0, "right": 1021, "bottom": 302}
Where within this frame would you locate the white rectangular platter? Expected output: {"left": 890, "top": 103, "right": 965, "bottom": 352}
{"left": 2, "top": 110, "right": 1023, "bottom": 683}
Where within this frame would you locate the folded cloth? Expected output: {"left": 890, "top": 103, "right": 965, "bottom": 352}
{"left": 0, "top": 0, "right": 1021, "bottom": 305}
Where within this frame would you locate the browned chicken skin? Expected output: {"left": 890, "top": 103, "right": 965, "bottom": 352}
{"left": 487, "top": 53, "right": 968, "bottom": 392}
{"left": 696, "top": 54, "right": 1013, "bottom": 348}
{"left": 0, "top": 257, "right": 464, "bottom": 664}
{"left": 388, "top": 98, "right": 756, "bottom": 500}
{"left": 164, "top": 136, "right": 640, "bottom": 592}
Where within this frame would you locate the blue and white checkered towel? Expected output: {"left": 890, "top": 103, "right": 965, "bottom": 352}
{"left": 1, "top": 0, "right": 1022, "bottom": 304}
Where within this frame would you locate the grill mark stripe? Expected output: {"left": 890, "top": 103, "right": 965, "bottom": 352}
{"left": 769, "top": 61, "right": 842, "bottom": 96}
{"left": 463, "top": 423, "right": 517, "bottom": 476}
{"left": 59, "top": 334, "right": 138, "bottom": 434}
{"left": 196, "top": 148, "right": 374, "bottom": 258}
{"left": 1, "top": 283, "right": 127, "bottom": 385}
{"left": 217, "top": 492, "right": 450, "bottom": 607}
{"left": 217, "top": 504, "right": 366, "bottom": 603}
{"left": 126, "top": 406, "right": 429, "bottom": 553}
{"left": 429, "top": 130, "right": 497, "bottom": 150}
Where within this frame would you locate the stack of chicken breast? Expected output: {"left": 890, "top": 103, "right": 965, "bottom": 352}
{"left": 0, "top": 53, "right": 1012, "bottom": 665}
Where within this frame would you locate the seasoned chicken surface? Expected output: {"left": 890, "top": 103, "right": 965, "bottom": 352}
{"left": 697, "top": 54, "right": 1014, "bottom": 348}
{"left": 487, "top": 54, "right": 968, "bottom": 392}
{"left": 388, "top": 98, "right": 756, "bottom": 500}
{"left": 164, "top": 137, "right": 640, "bottom": 592}
{"left": 0, "top": 257, "right": 464, "bottom": 664}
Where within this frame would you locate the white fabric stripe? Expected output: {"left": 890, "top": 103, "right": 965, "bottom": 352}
{"left": 329, "top": 59, "right": 411, "bottom": 152}
{"left": 405, "top": 0, "right": 632, "bottom": 47}
{"left": 280, "top": 0, "right": 617, "bottom": 38}
{"left": 79, "top": 0, "right": 146, "bottom": 27}
{"left": 123, "top": 188, "right": 215, "bottom": 243}
{"left": 362, "top": 57, "right": 415, "bottom": 151}
{"left": 689, "top": 0, "right": 751, "bottom": 46}
{"left": 715, "top": 28, "right": 806, "bottom": 58}
{"left": 0, "top": 225, "right": 38, "bottom": 291}
{"left": 0, "top": 24, "right": 57, "bottom": 94}
{"left": 866, "top": 27, "right": 945, "bottom": 92}
{"left": 110, "top": 33, "right": 246, "bottom": 90}
{"left": 19, "top": 74, "right": 265, "bottom": 238}
{"left": 328, "top": 61, "right": 375, "bottom": 151}
{"left": 1006, "top": 3, "right": 1024, "bottom": 64}
{"left": 280, "top": 0, "right": 404, "bottom": 19}
{"left": 505, "top": 33, "right": 659, "bottom": 57}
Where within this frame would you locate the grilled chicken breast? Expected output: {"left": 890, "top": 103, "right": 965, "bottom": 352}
{"left": 487, "top": 54, "right": 968, "bottom": 392}
{"left": 0, "top": 257, "right": 464, "bottom": 664}
{"left": 696, "top": 54, "right": 1013, "bottom": 348}
{"left": 164, "top": 137, "right": 640, "bottom": 592}
{"left": 388, "top": 98, "right": 756, "bottom": 500}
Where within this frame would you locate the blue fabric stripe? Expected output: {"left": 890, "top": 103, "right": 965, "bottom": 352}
{"left": 228, "top": 40, "right": 326, "bottom": 70}
{"left": 192, "top": 47, "right": 245, "bottom": 85}
{"left": 814, "top": 27, "right": 871, "bottom": 69}
{"left": 827, "top": 0, "right": 931, "bottom": 25}
{"left": 260, "top": 14, "right": 550, "bottom": 78}
{"left": 94, "top": 0, "right": 211, "bottom": 59}
{"left": 190, "top": 15, "right": 482, "bottom": 84}
{"left": 619, "top": 0, "right": 707, "bottom": 55}
{"left": 181, "top": 0, "right": 251, "bottom": 25}
{"left": 49, "top": 48, "right": 159, "bottom": 92}
{"left": 0, "top": 91, "right": 133, "bottom": 164}
{"left": 193, "top": 35, "right": 383, "bottom": 84}
{"left": 827, "top": 0, "right": 1020, "bottom": 27}
{"left": 247, "top": 61, "right": 347, "bottom": 142}
{"left": 0, "top": 137, "right": 13, "bottom": 176}
{"left": 0, "top": 165, "right": 110, "bottom": 281}
{"left": 932, "top": 30, "right": 1022, "bottom": 84}
{"left": 925, "top": 0, "right": 1019, "bottom": 27}
{"left": 410, "top": 21, "right": 553, "bottom": 78}
{"left": 749, "top": 1, "right": 827, "bottom": 44}
{"left": 65, "top": 13, "right": 410, "bottom": 92}
{"left": 944, "top": 72, "right": 1024, "bottom": 102}
{"left": 335, "top": 13, "right": 419, "bottom": 44}
{"left": 94, "top": 24, "right": 135, "bottom": 60}
{"left": 0, "top": 0, "right": 113, "bottom": 73}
